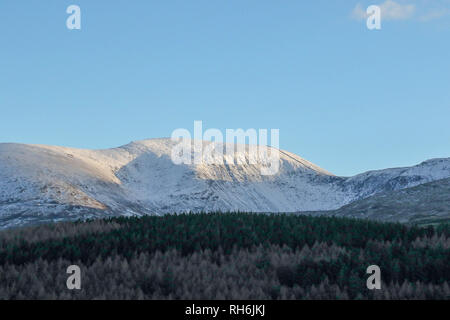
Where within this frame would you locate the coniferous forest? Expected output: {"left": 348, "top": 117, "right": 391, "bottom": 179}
{"left": 0, "top": 213, "right": 449, "bottom": 300}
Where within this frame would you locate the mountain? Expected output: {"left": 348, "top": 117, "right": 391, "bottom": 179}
{"left": 329, "top": 177, "right": 450, "bottom": 224}
{"left": 341, "top": 158, "right": 450, "bottom": 201}
{"left": 1, "top": 138, "right": 449, "bottom": 228}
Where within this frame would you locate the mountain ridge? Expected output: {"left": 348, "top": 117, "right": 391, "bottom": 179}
{"left": 1, "top": 138, "right": 449, "bottom": 228}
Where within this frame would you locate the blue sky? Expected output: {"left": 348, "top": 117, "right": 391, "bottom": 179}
{"left": 1, "top": 0, "right": 449, "bottom": 176}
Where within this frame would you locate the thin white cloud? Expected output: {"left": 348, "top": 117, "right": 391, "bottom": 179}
{"left": 351, "top": 3, "right": 368, "bottom": 20}
{"left": 352, "top": 0, "right": 450, "bottom": 22}
{"left": 352, "top": 1, "right": 416, "bottom": 21}
{"left": 381, "top": 0, "right": 416, "bottom": 20}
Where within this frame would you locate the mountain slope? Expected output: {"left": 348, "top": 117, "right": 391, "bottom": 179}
{"left": 331, "top": 178, "right": 450, "bottom": 224}
{"left": 341, "top": 158, "right": 450, "bottom": 202}
{"left": 0, "top": 139, "right": 344, "bottom": 228}
{"left": 0, "top": 138, "right": 449, "bottom": 228}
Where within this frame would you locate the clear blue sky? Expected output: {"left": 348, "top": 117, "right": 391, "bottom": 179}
{"left": 1, "top": 1, "right": 449, "bottom": 176}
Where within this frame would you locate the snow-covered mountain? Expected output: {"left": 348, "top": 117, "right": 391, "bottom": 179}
{"left": 0, "top": 138, "right": 449, "bottom": 228}
{"left": 330, "top": 178, "right": 450, "bottom": 224}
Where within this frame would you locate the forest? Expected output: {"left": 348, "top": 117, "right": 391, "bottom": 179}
{"left": 0, "top": 213, "right": 449, "bottom": 299}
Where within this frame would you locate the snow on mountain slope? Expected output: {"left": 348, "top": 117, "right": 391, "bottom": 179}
{"left": 0, "top": 139, "right": 344, "bottom": 228}
{"left": 0, "top": 138, "right": 449, "bottom": 228}
{"left": 341, "top": 158, "right": 450, "bottom": 202}
{"left": 332, "top": 178, "right": 450, "bottom": 224}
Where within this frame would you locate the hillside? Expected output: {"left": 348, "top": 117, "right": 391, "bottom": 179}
{"left": 0, "top": 213, "right": 449, "bottom": 300}
{"left": 331, "top": 178, "right": 450, "bottom": 224}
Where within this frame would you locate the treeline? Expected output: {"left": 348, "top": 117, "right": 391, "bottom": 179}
{"left": 0, "top": 213, "right": 449, "bottom": 299}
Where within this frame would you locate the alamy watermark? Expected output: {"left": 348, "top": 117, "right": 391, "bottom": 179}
{"left": 66, "top": 5, "right": 81, "bottom": 30}
{"left": 366, "top": 265, "right": 382, "bottom": 290}
{"left": 66, "top": 265, "right": 81, "bottom": 290}
{"left": 171, "top": 121, "right": 280, "bottom": 175}
{"left": 65, "top": 4, "right": 383, "bottom": 31}
{"left": 367, "top": 5, "right": 382, "bottom": 30}
{"left": 63, "top": 263, "right": 381, "bottom": 292}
